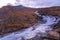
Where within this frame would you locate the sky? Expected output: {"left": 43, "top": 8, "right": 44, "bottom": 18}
{"left": 0, "top": 0, "right": 60, "bottom": 8}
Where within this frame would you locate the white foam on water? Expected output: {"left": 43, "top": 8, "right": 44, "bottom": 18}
{"left": 0, "top": 13, "right": 60, "bottom": 40}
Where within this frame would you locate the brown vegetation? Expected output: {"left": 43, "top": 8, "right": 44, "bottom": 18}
{"left": 0, "top": 6, "right": 38, "bottom": 35}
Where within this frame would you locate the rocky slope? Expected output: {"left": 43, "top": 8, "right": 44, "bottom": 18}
{"left": 0, "top": 5, "right": 39, "bottom": 35}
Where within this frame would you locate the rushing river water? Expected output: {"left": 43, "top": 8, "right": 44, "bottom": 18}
{"left": 0, "top": 12, "right": 60, "bottom": 40}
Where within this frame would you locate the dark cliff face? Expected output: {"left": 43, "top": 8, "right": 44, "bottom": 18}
{"left": 0, "top": 5, "right": 60, "bottom": 35}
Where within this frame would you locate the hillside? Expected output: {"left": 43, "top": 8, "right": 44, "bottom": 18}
{"left": 0, "top": 5, "right": 39, "bottom": 35}
{"left": 0, "top": 5, "right": 60, "bottom": 35}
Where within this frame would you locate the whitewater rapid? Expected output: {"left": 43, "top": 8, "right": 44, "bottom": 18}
{"left": 0, "top": 12, "right": 60, "bottom": 40}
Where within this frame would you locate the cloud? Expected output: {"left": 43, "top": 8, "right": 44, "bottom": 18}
{"left": 0, "top": 0, "right": 60, "bottom": 8}
{"left": 0, "top": 0, "right": 16, "bottom": 8}
{"left": 19, "top": 0, "right": 60, "bottom": 8}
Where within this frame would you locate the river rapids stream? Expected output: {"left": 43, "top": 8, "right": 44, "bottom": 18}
{"left": 0, "top": 11, "right": 60, "bottom": 40}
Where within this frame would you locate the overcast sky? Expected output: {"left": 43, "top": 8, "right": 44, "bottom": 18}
{"left": 0, "top": 0, "right": 60, "bottom": 8}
